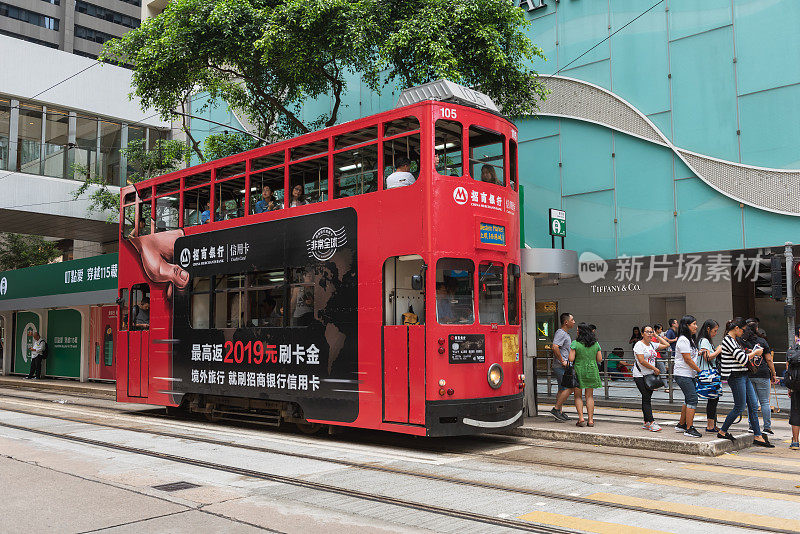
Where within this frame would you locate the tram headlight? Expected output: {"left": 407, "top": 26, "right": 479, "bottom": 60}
{"left": 487, "top": 364, "right": 503, "bottom": 389}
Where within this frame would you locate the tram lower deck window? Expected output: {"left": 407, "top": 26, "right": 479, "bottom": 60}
{"left": 436, "top": 258, "right": 474, "bottom": 325}
{"left": 478, "top": 262, "right": 505, "bottom": 325}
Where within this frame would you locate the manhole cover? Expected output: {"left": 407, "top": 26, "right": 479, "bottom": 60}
{"left": 152, "top": 481, "right": 200, "bottom": 492}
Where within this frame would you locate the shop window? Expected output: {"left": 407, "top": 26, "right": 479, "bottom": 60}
{"left": 182, "top": 186, "right": 211, "bottom": 227}
{"left": 469, "top": 126, "right": 505, "bottom": 186}
{"left": 118, "top": 288, "right": 129, "bottom": 331}
{"left": 17, "top": 103, "right": 43, "bottom": 174}
{"left": 73, "top": 114, "right": 97, "bottom": 179}
{"left": 289, "top": 156, "right": 328, "bottom": 205}
{"left": 291, "top": 138, "right": 328, "bottom": 161}
{"left": 434, "top": 120, "right": 462, "bottom": 177}
{"left": 383, "top": 255, "right": 425, "bottom": 326}
{"left": 251, "top": 151, "right": 284, "bottom": 172}
{"left": 335, "top": 126, "right": 378, "bottom": 150}
{"left": 334, "top": 143, "right": 378, "bottom": 198}
{"left": 250, "top": 167, "right": 284, "bottom": 213}
{"left": 478, "top": 261, "right": 505, "bottom": 325}
{"left": 383, "top": 116, "right": 420, "bottom": 138}
{"left": 191, "top": 277, "right": 211, "bottom": 329}
{"left": 382, "top": 133, "right": 420, "bottom": 189}
{"left": 507, "top": 264, "right": 520, "bottom": 325}
{"left": 509, "top": 139, "right": 518, "bottom": 191}
{"left": 216, "top": 160, "right": 246, "bottom": 181}
{"left": 435, "top": 258, "right": 474, "bottom": 325}
{"left": 98, "top": 120, "right": 122, "bottom": 185}
{"left": 154, "top": 195, "right": 179, "bottom": 232}
{"left": 42, "top": 109, "right": 69, "bottom": 179}
{"left": 130, "top": 284, "right": 150, "bottom": 330}
{"left": 215, "top": 176, "right": 246, "bottom": 221}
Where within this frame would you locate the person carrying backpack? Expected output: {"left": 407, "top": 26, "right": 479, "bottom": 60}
{"left": 786, "top": 343, "right": 800, "bottom": 450}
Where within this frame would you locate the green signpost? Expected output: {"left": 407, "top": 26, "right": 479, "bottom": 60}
{"left": 549, "top": 208, "right": 566, "bottom": 249}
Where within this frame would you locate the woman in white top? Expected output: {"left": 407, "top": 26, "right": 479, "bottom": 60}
{"left": 674, "top": 315, "right": 703, "bottom": 437}
{"left": 697, "top": 319, "right": 723, "bottom": 433}
{"left": 632, "top": 325, "right": 671, "bottom": 431}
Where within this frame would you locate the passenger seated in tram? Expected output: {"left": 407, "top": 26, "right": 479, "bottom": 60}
{"left": 200, "top": 200, "right": 211, "bottom": 224}
{"left": 133, "top": 297, "right": 150, "bottom": 329}
{"left": 436, "top": 279, "right": 472, "bottom": 324}
{"left": 480, "top": 164, "right": 500, "bottom": 185}
{"left": 385, "top": 157, "right": 416, "bottom": 189}
{"left": 254, "top": 185, "right": 280, "bottom": 213}
{"left": 289, "top": 184, "right": 308, "bottom": 207}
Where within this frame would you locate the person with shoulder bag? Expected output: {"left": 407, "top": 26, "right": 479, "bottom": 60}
{"left": 632, "top": 325, "right": 671, "bottom": 432}
{"left": 717, "top": 318, "right": 773, "bottom": 447}
{"left": 697, "top": 319, "right": 723, "bottom": 433}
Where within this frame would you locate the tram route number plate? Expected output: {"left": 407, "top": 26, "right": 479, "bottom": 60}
{"left": 449, "top": 334, "right": 485, "bottom": 364}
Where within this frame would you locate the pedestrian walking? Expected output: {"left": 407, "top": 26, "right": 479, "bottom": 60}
{"left": 629, "top": 326, "right": 642, "bottom": 349}
{"left": 673, "top": 315, "right": 704, "bottom": 438}
{"left": 568, "top": 323, "right": 603, "bottom": 427}
{"left": 664, "top": 318, "right": 679, "bottom": 359}
{"left": 742, "top": 318, "right": 775, "bottom": 435}
{"left": 25, "top": 332, "right": 46, "bottom": 380}
{"left": 717, "top": 318, "right": 773, "bottom": 447}
{"left": 697, "top": 319, "right": 723, "bottom": 433}
{"left": 550, "top": 312, "right": 576, "bottom": 421}
{"left": 633, "top": 325, "right": 671, "bottom": 431}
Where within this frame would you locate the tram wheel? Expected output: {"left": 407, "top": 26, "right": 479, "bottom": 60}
{"left": 295, "top": 421, "right": 323, "bottom": 435}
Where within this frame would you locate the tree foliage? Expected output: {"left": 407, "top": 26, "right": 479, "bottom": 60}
{"left": 72, "top": 138, "right": 189, "bottom": 220}
{"left": 0, "top": 233, "right": 62, "bottom": 270}
{"left": 102, "top": 0, "right": 546, "bottom": 158}
{"left": 203, "top": 132, "right": 261, "bottom": 161}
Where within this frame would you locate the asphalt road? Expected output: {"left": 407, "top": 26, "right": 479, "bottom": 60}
{"left": 1, "top": 386, "right": 799, "bottom": 533}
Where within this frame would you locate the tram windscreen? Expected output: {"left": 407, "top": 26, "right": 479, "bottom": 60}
{"left": 436, "top": 258, "right": 474, "bottom": 325}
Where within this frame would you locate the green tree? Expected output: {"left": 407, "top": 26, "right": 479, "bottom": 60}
{"left": 102, "top": 0, "right": 546, "bottom": 160}
{"left": 72, "top": 138, "right": 190, "bottom": 221}
{"left": 0, "top": 233, "right": 62, "bottom": 270}
{"left": 203, "top": 131, "right": 261, "bottom": 161}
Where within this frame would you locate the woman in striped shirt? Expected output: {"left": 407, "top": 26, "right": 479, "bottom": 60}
{"left": 717, "top": 317, "right": 773, "bottom": 447}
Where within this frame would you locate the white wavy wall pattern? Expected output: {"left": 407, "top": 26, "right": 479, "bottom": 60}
{"left": 536, "top": 76, "right": 800, "bottom": 217}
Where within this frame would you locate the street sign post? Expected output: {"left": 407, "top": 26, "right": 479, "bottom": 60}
{"left": 549, "top": 208, "right": 566, "bottom": 249}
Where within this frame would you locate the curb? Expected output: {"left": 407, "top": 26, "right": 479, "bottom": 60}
{"left": 0, "top": 378, "right": 115, "bottom": 398}
{"left": 536, "top": 396, "right": 792, "bottom": 419}
{"left": 503, "top": 425, "right": 754, "bottom": 456}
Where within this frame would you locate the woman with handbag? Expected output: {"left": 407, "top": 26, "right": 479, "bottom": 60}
{"left": 697, "top": 320, "right": 723, "bottom": 433}
{"left": 632, "top": 325, "right": 671, "bottom": 432}
{"left": 568, "top": 323, "right": 602, "bottom": 427}
{"left": 717, "top": 317, "right": 773, "bottom": 447}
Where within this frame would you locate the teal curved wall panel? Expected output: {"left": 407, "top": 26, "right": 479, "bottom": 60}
{"left": 559, "top": 120, "right": 612, "bottom": 196}
{"left": 563, "top": 190, "right": 616, "bottom": 259}
{"left": 739, "top": 84, "right": 800, "bottom": 169}
{"left": 519, "top": 135, "right": 561, "bottom": 249}
{"left": 668, "top": 0, "right": 732, "bottom": 42}
{"left": 675, "top": 177, "right": 744, "bottom": 253}
{"left": 556, "top": 1, "right": 610, "bottom": 70}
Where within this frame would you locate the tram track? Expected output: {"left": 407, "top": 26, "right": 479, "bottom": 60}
{"left": 0, "top": 399, "right": 797, "bottom": 533}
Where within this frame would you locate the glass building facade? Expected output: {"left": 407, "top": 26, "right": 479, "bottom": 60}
{"left": 0, "top": 95, "right": 168, "bottom": 185}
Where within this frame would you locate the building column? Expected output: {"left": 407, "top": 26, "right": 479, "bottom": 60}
{"left": 67, "top": 112, "right": 77, "bottom": 179}
{"left": 521, "top": 274, "right": 537, "bottom": 417}
{"left": 40, "top": 106, "right": 47, "bottom": 175}
{"left": 120, "top": 123, "right": 128, "bottom": 186}
{"left": 8, "top": 99, "right": 19, "bottom": 171}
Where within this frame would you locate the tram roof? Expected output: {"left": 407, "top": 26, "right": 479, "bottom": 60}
{"left": 396, "top": 79, "right": 501, "bottom": 115}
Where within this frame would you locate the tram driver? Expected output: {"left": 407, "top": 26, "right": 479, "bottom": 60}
{"left": 385, "top": 157, "right": 416, "bottom": 189}
{"left": 133, "top": 297, "right": 150, "bottom": 329}
{"left": 436, "top": 279, "right": 471, "bottom": 324}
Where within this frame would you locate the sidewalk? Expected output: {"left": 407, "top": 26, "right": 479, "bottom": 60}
{"left": 0, "top": 375, "right": 116, "bottom": 398}
{"left": 506, "top": 404, "right": 758, "bottom": 456}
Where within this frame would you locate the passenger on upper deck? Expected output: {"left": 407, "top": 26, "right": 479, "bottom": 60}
{"left": 255, "top": 186, "right": 280, "bottom": 213}
{"left": 289, "top": 184, "right": 308, "bottom": 207}
{"left": 385, "top": 157, "right": 416, "bottom": 189}
{"left": 200, "top": 201, "right": 211, "bottom": 224}
{"left": 480, "top": 165, "right": 500, "bottom": 185}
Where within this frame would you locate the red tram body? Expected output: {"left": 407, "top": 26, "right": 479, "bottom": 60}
{"left": 116, "top": 94, "right": 524, "bottom": 436}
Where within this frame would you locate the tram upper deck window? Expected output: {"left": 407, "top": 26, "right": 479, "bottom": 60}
{"left": 137, "top": 196, "right": 152, "bottom": 236}
{"left": 122, "top": 203, "right": 135, "bottom": 238}
{"left": 507, "top": 264, "right": 520, "bottom": 325}
{"left": 384, "top": 116, "right": 420, "bottom": 137}
{"left": 509, "top": 139, "right": 518, "bottom": 191}
{"left": 289, "top": 156, "right": 328, "bottom": 206}
{"left": 478, "top": 261, "right": 505, "bottom": 325}
{"left": 334, "top": 143, "right": 378, "bottom": 198}
{"left": 469, "top": 126, "right": 505, "bottom": 186}
{"left": 251, "top": 151, "right": 284, "bottom": 172}
{"left": 183, "top": 186, "right": 211, "bottom": 227}
{"left": 435, "top": 120, "right": 463, "bottom": 177}
{"left": 154, "top": 195, "right": 179, "bottom": 232}
{"left": 335, "top": 126, "right": 377, "bottom": 150}
{"left": 436, "top": 258, "right": 474, "bottom": 325}
{"left": 216, "top": 160, "right": 246, "bottom": 181}
{"left": 383, "top": 131, "right": 420, "bottom": 190}
{"left": 291, "top": 138, "right": 328, "bottom": 161}
{"left": 251, "top": 166, "right": 285, "bottom": 213}
{"left": 215, "top": 176, "right": 246, "bottom": 221}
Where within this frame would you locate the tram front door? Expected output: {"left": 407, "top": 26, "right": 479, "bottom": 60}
{"left": 125, "top": 284, "right": 150, "bottom": 397}
{"left": 382, "top": 256, "right": 426, "bottom": 425}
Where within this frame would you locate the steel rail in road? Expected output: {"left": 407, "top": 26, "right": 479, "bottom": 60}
{"left": 0, "top": 400, "right": 797, "bottom": 533}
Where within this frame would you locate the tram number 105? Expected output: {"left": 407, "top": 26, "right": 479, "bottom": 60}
{"left": 440, "top": 107, "right": 458, "bottom": 119}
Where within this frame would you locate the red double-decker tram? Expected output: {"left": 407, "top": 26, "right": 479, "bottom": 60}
{"left": 116, "top": 83, "right": 524, "bottom": 436}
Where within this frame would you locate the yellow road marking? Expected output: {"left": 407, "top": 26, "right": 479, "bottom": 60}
{"left": 723, "top": 453, "right": 800, "bottom": 468}
{"left": 588, "top": 492, "right": 800, "bottom": 531}
{"left": 638, "top": 476, "right": 800, "bottom": 503}
{"left": 518, "top": 511, "right": 668, "bottom": 534}
{"left": 681, "top": 463, "right": 800, "bottom": 481}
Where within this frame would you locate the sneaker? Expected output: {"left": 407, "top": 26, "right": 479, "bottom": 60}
{"left": 675, "top": 423, "right": 687, "bottom": 433}
{"left": 717, "top": 431, "right": 735, "bottom": 442}
{"left": 684, "top": 426, "right": 702, "bottom": 438}
{"left": 754, "top": 439, "right": 775, "bottom": 448}
{"left": 763, "top": 428, "right": 774, "bottom": 435}
{"left": 642, "top": 422, "right": 651, "bottom": 430}
{"left": 649, "top": 422, "right": 662, "bottom": 432}
{"left": 790, "top": 442, "right": 800, "bottom": 450}
{"left": 705, "top": 427, "right": 720, "bottom": 433}
{"left": 550, "top": 408, "right": 568, "bottom": 422}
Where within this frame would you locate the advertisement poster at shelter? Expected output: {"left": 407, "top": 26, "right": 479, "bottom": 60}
{"left": 89, "top": 305, "right": 116, "bottom": 380}
{"left": 47, "top": 309, "right": 81, "bottom": 378}
{"left": 13, "top": 311, "right": 39, "bottom": 375}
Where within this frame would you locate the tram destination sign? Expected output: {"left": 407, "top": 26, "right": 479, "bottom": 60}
{"left": 449, "top": 334, "right": 485, "bottom": 364}
{"left": 549, "top": 208, "right": 566, "bottom": 237}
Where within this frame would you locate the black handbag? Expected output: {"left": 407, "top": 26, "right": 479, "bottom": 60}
{"left": 636, "top": 359, "right": 665, "bottom": 391}
{"left": 561, "top": 363, "right": 581, "bottom": 389}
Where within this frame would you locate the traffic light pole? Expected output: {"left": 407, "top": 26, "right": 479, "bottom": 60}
{"left": 785, "top": 242, "right": 795, "bottom": 349}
